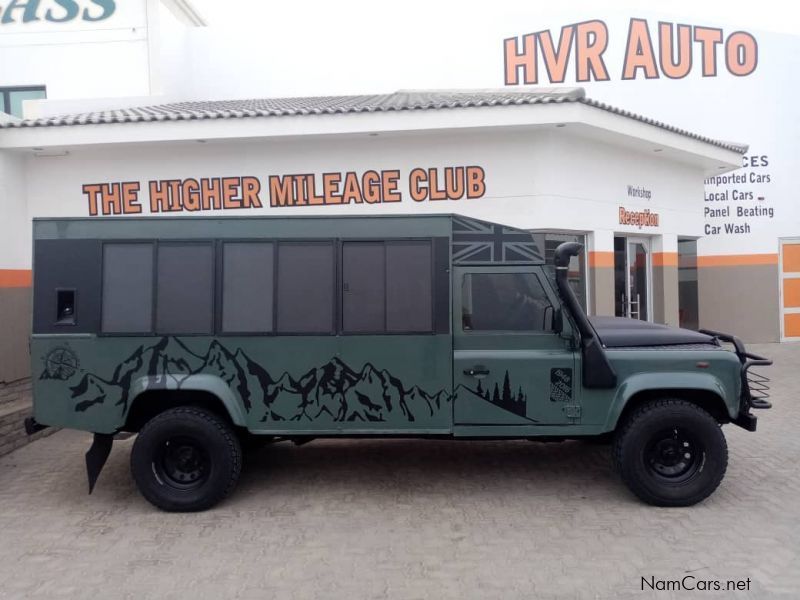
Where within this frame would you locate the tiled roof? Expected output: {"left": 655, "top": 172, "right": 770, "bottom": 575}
{"left": 0, "top": 88, "right": 746, "bottom": 153}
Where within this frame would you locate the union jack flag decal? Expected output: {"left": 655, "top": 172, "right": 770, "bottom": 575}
{"left": 452, "top": 216, "right": 544, "bottom": 264}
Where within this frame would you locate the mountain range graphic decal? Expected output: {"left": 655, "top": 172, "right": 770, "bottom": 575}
{"left": 64, "top": 337, "right": 452, "bottom": 424}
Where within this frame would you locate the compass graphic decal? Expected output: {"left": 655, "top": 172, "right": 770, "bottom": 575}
{"left": 40, "top": 346, "right": 80, "bottom": 381}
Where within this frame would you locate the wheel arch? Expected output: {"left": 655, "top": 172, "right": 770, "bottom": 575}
{"left": 605, "top": 373, "right": 733, "bottom": 432}
{"left": 123, "top": 375, "right": 248, "bottom": 432}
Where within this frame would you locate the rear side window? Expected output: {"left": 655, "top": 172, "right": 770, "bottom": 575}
{"left": 462, "top": 272, "right": 553, "bottom": 332}
{"left": 95, "top": 236, "right": 439, "bottom": 336}
{"left": 101, "top": 243, "right": 154, "bottom": 333}
{"left": 156, "top": 243, "right": 214, "bottom": 334}
{"left": 342, "top": 242, "right": 385, "bottom": 333}
{"left": 222, "top": 242, "right": 274, "bottom": 333}
{"left": 342, "top": 240, "right": 432, "bottom": 334}
{"left": 277, "top": 243, "right": 335, "bottom": 333}
{"left": 386, "top": 241, "right": 432, "bottom": 332}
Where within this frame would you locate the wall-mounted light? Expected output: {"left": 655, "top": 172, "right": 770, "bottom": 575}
{"left": 33, "top": 149, "right": 69, "bottom": 157}
{"left": 368, "top": 133, "right": 379, "bottom": 137}
{"left": 554, "top": 123, "right": 566, "bottom": 128}
{"left": 653, "top": 148, "right": 663, "bottom": 153}
{"left": 196, "top": 139, "right": 207, "bottom": 143}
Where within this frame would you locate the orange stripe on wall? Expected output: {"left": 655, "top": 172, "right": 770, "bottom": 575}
{"left": 783, "top": 243, "right": 800, "bottom": 273}
{"left": 653, "top": 252, "right": 678, "bottom": 267}
{"left": 588, "top": 251, "right": 614, "bottom": 268}
{"left": 697, "top": 254, "right": 779, "bottom": 267}
{"left": 0, "top": 269, "right": 32, "bottom": 288}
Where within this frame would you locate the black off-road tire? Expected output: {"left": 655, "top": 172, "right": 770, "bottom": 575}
{"left": 613, "top": 399, "right": 728, "bottom": 507}
{"left": 131, "top": 407, "right": 242, "bottom": 512}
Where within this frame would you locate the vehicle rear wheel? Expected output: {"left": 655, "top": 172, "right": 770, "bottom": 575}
{"left": 613, "top": 399, "right": 728, "bottom": 507}
{"left": 131, "top": 406, "right": 242, "bottom": 512}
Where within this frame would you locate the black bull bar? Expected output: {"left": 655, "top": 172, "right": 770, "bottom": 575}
{"left": 699, "top": 329, "right": 773, "bottom": 432}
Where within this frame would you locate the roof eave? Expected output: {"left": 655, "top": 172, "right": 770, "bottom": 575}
{"left": 0, "top": 102, "right": 743, "bottom": 170}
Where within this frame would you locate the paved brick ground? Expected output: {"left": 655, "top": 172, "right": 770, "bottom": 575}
{"left": 0, "top": 343, "right": 797, "bottom": 599}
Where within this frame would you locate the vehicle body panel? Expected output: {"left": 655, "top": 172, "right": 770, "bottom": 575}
{"left": 33, "top": 334, "right": 454, "bottom": 435}
{"left": 30, "top": 214, "right": 750, "bottom": 440}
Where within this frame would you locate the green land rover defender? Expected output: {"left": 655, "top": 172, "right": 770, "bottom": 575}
{"left": 26, "top": 215, "right": 772, "bottom": 511}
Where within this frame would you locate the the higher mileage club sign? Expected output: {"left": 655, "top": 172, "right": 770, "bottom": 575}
{"left": 81, "top": 166, "right": 487, "bottom": 215}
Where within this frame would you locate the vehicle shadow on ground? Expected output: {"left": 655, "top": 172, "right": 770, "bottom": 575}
{"left": 42, "top": 434, "right": 633, "bottom": 510}
{"left": 233, "top": 438, "right": 628, "bottom": 503}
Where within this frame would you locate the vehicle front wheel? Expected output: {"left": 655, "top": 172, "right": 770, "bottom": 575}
{"left": 131, "top": 406, "right": 242, "bottom": 512}
{"left": 613, "top": 399, "right": 728, "bottom": 507}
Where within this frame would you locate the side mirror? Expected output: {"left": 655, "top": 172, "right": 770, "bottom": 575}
{"left": 552, "top": 307, "right": 563, "bottom": 334}
{"left": 543, "top": 305, "right": 563, "bottom": 333}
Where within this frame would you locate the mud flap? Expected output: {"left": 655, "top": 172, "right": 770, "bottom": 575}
{"left": 85, "top": 433, "right": 114, "bottom": 494}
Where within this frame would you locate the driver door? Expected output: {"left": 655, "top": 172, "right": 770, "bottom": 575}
{"left": 452, "top": 266, "right": 578, "bottom": 426}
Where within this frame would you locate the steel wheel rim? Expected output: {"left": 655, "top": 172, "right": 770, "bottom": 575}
{"left": 643, "top": 426, "right": 704, "bottom": 483}
{"left": 154, "top": 436, "right": 211, "bottom": 490}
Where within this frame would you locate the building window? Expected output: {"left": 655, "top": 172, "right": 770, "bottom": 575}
{"left": 678, "top": 239, "right": 699, "bottom": 330}
{"left": 342, "top": 240, "right": 433, "bottom": 333}
{"left": 1, "top": 86, "right": 46, "bottom": 118}
{"left": 156, "top": 243, "right": 214, "bottom": 334}
{"left": 277, "top": 242, "right": 335, "bottom": 333}
{"left": 101, "top": 243, "right": 154, "bottom": 333}
{"left": 222, "top": 242, "right": 274, "bottom": 333}
{"left": 541, "top": 232, "right": 587, "bottom": 311}
{"left": 462, "top": 272, "right": 553, "bottom": 332}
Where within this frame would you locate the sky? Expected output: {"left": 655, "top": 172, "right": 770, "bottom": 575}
{"left": 188, "top": 0, "right": 800, "bottom": 36}
{"left": 160, "top": 0, "right": 799, "bottom": 100}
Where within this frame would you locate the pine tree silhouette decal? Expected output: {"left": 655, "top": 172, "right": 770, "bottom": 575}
{"left": 486, "top": 371, "right": 527, "bottom": 418}
{"left": 502, "top": 372, "right": 512, "bottom": 405}
{"left": 460, "top": 369, "right": 534, "bottom": 421}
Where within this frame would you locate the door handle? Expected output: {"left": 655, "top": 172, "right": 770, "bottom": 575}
{"left": 464, "top": 366, "right": 490, "bottom": 378}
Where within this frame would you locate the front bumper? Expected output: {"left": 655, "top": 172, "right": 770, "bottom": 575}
{"left": 699, "top": 329, "right": 773, "bottom": 432}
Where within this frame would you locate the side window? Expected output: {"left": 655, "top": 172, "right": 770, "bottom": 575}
{"left": 341, "top": 240, "right": 433, "bottom": 334}
{"left": 342, "top": 242, "right": 385, "bottom": 332}
{"left": 101, "top": 243, "right": 154, "bottom": 333}
{"left": 386, "top": 241, "right": 432, "bottom": 332}
{"left": 222, "top": 242, "right": 274, "bottom": 333}
{"left": 277, "top": 242, "right": 334, "bottom": 333}
{"left": 462, "top": 272, "right": 553, "bottom": 332}
{"left": 156, "top": 243, "right": 214, "bottom": 334}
